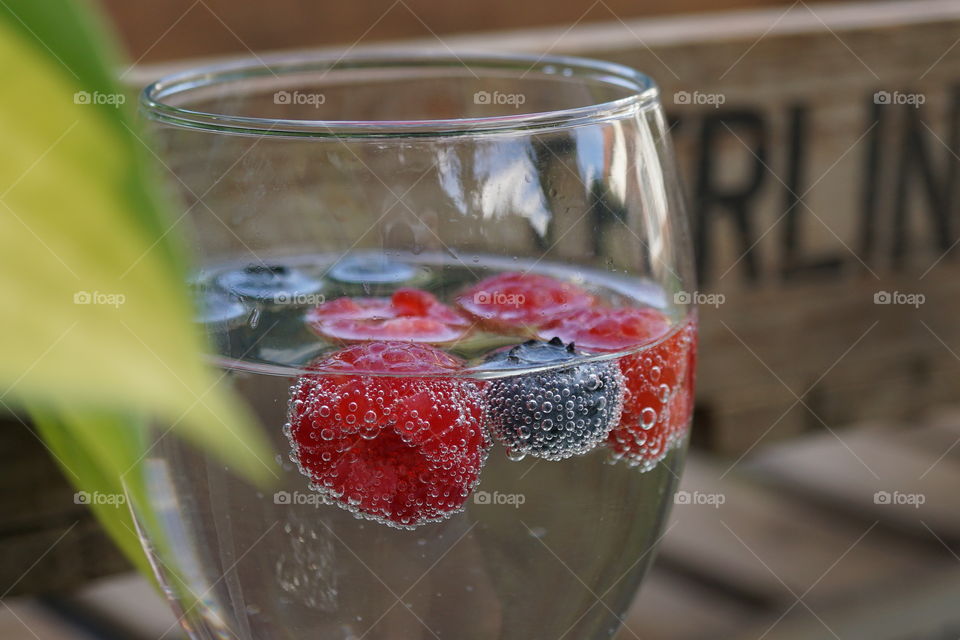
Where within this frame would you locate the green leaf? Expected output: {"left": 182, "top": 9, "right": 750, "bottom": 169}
{"left": 0, "top": 0, "right": 276, "bottom": 575}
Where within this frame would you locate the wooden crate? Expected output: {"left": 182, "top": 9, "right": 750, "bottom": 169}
{"left": 131, "top": 0, "right": 960, "bottom": 455}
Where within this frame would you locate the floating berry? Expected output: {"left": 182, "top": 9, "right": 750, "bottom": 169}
{"left": 539, "top": 306, "right": 671, "bottom": 351}
{"left": 215, "top": 263, "right": 324, "bottom": 307}
{"left": 328, "top": 254, "right": 419, "bottom": 285}
{"left": 191, "top": 283, "right": 250, "bottom": 355}
{"left": 285, "top": 342, "right": 490, "bottom": 528}
{"left": 541, "top": 308, "right": 697, "bottom": 469}
{"left": 306, "top": 288, "right": 471, "bottom": 344}
{"left": 478, "top": 338, "right": 623, "bottom": 461}
{"left": 456, "top": 272, "right": 595, "bottom": 334}
{"left": 192, "top": 283, "right": 247, "bottom": 328}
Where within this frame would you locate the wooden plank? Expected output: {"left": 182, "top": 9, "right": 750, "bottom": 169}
{"left": 659, "top": 454, "right": 944, "bottom": 606}
{"left": 895, "top": 406, "right": 960, "bottom": 458}
{"left": 734, "top": 567, "right": 960, "bottom": 640}
{"left": 102, "top": 0, "right": 853, "bottom": 65}
{"left": 126, "top": 1, "right": 960, "bottom": 82}
{"left": 744, "top": 423, "right": 960, "bottom": 539}
{"left": 620, "top": 564, "right": 760, "bottom": 640}
{"left": 0, "top": 599, "right": 81, "bottom": 640}
{"left": 67, "top": 573, "right": 181, "bottom": 640}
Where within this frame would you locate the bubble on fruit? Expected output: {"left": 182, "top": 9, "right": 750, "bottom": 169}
{"left": 506, "top": 448, "right": 527, "bottom": 462}
{"left": 640, "top": 407, "right": 657, "bottom": 430}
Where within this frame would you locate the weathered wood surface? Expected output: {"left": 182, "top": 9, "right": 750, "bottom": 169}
{"left": 102, "top": 0, "right": 846, "bottom": 64}
{"left": 622, "top": 408, "right": 960, "bottom": 639}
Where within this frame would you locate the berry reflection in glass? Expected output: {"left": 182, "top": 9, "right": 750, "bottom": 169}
{"left": 139, "top": 53, "right": 696, "bottom": 640}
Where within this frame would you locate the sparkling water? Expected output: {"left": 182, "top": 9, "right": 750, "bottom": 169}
{"left": 142, "top": 252, "right": 693, "bottom": 640}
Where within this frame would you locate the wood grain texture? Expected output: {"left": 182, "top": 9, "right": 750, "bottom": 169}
{"left": 101, "top": 0, "right": 836, "bottom": 63}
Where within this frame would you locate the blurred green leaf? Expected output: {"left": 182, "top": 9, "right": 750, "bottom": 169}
{"left": 28, "top": 405, "right": 156, "bottom": 579}
{"left": 0, "top": 0, "right": 275, "bottom": 575}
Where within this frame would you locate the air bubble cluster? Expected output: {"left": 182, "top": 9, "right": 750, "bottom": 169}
{"left": 274, "top": 514, "right": 339, "bottom": 611}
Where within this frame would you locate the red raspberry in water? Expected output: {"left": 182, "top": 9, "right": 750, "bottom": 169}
{"left": 456, "top": 272, "right": 595, "bottom": 334}
{"left": 306, "top": 288, "right": 471, "bottom": 344}
{"left": 285, "top": 342, "right": 490, "bottom": 528}
{"left": 540, "top": 308, "right": 697, "bottom": 469}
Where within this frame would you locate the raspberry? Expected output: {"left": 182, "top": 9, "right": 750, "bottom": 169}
{"left": 306, "top": 288, "right": 471, "bottom": 344}
{"left": 477, "top": 338, "right": 623, "bottom": 461}
{"left": 285, "top": 342, "right": 490, "bottom": 528}
{"left": 456, "top": 272, "right": 595, "bottom": 334}
{"left": 540, "top": 308, "right": 697, "bottom": 469}
{"left": 540, "top": 306, "right": 671, "bottom": 351}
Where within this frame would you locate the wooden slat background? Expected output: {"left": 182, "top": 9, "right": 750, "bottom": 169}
{"left": 131, "top": 0, "right": 960, "bottom": 455}
{"left": 100, "top": 0, "right": 840, "bottom": 63}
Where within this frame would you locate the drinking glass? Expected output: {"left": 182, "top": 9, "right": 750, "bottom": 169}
{"left": 138, "top": 52, "right": 696, "bottom": 640}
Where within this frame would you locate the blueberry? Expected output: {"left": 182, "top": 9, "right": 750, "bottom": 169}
{"left": 192, "top": 284, "right": 247, "bottom": 328}
{"left": 215, "top": 264, "right": 324, "bottom": 307}
{"left": 189, "top": 282, "right": 252, "bottom": 356}
{"left": 329, "top": 254, "right": 418, "bottom": 285}
{"left": 479, "top": 338, "right": 623, "bottom": 461}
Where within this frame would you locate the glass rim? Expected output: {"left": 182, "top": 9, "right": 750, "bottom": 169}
{"left": 139, "top": 51, "right": 660, "bottom": 138}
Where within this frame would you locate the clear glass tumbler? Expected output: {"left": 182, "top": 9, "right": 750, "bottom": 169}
{"left": 139, "top": 52, "right": 696, "bottom": 640}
